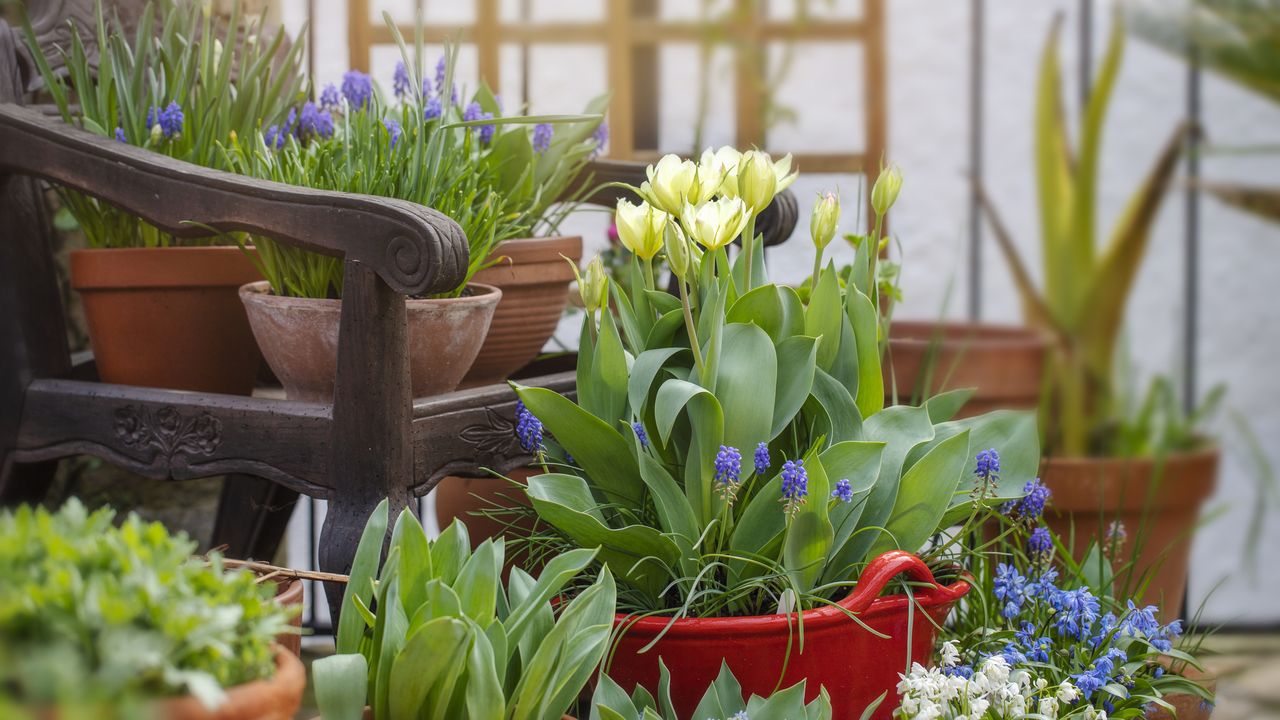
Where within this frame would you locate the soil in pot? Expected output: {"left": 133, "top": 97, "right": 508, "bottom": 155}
{"left": 71, "top": 247, "right": 264, "bottom": 395}
{"left": 239, "top": 281, "right": 501, "bottom": 403}
{"left": 884, "top": 321, "right": 1048, "bottom": 417}
{"left": 605, "top": 551, "right": 970, "bottom": 720}
{"left": 1041, "top": 448, "right": 1219, "bottom": 622}
{"left": 152, "top": 644, "right": 304, "bottom": 720}
{"left": 460, "top": 236, "right": 582, "bottom": 389}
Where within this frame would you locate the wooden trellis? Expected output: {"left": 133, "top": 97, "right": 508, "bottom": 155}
{"left": 345, "top": 0, "right": 885, "bottom": 177}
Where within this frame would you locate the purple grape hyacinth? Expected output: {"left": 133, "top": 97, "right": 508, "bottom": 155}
{"left": 298, "top": 102, "right": 334, "bottom": 140}
{"left": 780, "top": 459, "right": 808, "bottom": 514}
{"left": 632, "top": 422, "right": 649, "bottom": 450}
{"left": 114, "top": 127, "right": 126, "bottom": 143}
{"left": 514, "top": 400, "right": 543, "bottom": 453}
{"left": 532, "top": 122, "right": 553, "bottom": 153}
{"left": 342, "top": 70, "right": 373, "bottom": 109}
{"left": 831, "top": 478, "right": 854, "bottom": 503}
{"left": 320, "top": 83, "right": 341, "bottom": 111}
{"left": 393, "top": 61, "right": 411, "bottom": 98}
{"left": 754, "top": 442, "right": 770, "bottom": 476}
{"left": 383, "top": 118, "right": 402, "bottom": 148}
{"left": 714, "top": 445, "right": 742, "bottom": 492}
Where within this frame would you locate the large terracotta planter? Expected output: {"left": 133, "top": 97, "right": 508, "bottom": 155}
{"left": 884, "top": 321, "right": 1048, "bottom": 417}
{"left": 153, "top": 645, "right": 304, "bottom": 720}
{"left": 606, "top": 551, "right": 970, "bottom": 720}
{"left": 1147, "top": 660, "right": 1216, "bottom": 720}
{"left": 239, "top": 281, "right": 500, "bottom": 403}
{"left": 460, "top": 236, "right": 582, "bottom": 388}
{"left": 70, "top": 247, "right": 264, "bottom": 395}
{"left": 1041, "top": 448, "right": 1219, "bottom": 621}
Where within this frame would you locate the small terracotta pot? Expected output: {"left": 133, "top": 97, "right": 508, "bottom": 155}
{"left": 270, "top": 575, "right": 304, "bottom": 656}
{"left": 434, "top": 467, "right": 544, "bottom": 577}
{"left": 606, "top": 551, "right": 970, "bottom": 720}
{"left": 1146, "top": 660, "right": 1216, "bottom": 720}
{"left": 153, "top": 644, "right": 304, "bottom": 720}
{"left": 1041, "top": 448, "right": 1219, "bottom": 622}
{"left": 71, "top": 247, "right": 264, "bottom": 395}
{"left": 239, "top": 281, "right": 501, "bottom": 403}
{"left": 460, "top": 236, "right": 583, "bottom": 388}
{"left": 884, "top": 321, "right": 1048, "bottom": 417}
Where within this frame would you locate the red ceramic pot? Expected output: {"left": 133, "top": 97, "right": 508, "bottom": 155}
{"left": 605, "top": 551, "right": 969, "bottom": 720}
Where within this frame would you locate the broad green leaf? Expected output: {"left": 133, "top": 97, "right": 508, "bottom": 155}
{"left": 463, "top": 619, "right": 504, "bottom": 720}
{"left": 504, "top": 547, "right": 598, "bottom": 646}
{"left": 431, "top": 518, "right": 471, "bottom": 586}
{"left": 930, "top": 410, "right": 1041, "bottom": 525}
{"left": 515, "top": 385, "right": 643, "bottom": 507}
{"left": 925, "top": 388, "right": 976, "bottom": 424}
{"left": 771, "top": 336, "right": 820, "bottom": 438}
{"left": 628, "top": 348, "right": 687, "bottom": 419}
{"left": 590, "top": 673, "right": 640, "bottom": 720}
{"left": 1035, "top": 17, "right": 1076, "bottom": 316}
{"left": 612, "top": 281, "right": 649, "bottom": 358}
{"left": 388, "top": 617, "right": 470, "bottom": 720}
{"left": 313, "top": 654, "right": 368, "bottom": 720}
{"left": 804, "top": 265, "right": 843, "bottom": 371}
{"left": 819, "top": 441, "right": 886, "bottom": 582}
{"left": 717, "top": 323, "right": 777, "bottom": 451}
{"left": 588, "top": 308, "right": 630, "bottom": 426}
{"left": 653, "top": 378, "right": 725, "bottom": 523}
{"left": 637, "top": 451, "right": 700, "bottom": 544}
{"left": 810, "top": 368, "right": 863, "bottom": 443}
{"left": 690, "top": 661, "right": 746, "bottom": 720}
{"left": 396, "top": 510, "right": 433, "bottom": 616}
{"left": 847, "top": 289, "right": 884, "bottom": 418}
{"left": 337, "top": 499, "right": 389, "bottom": 654}
{"left": 646, "top": 308, "right": 686, "bottom": 349}
{"left": 783, "top": 448, "right": 834, "bottom": 593}
{"left": 644, "top": 289, "right": 682, "bottom": 316}
{"left": 409, "top": 580, "right": 463, "bottom": 627}
{"left": 868, "top": 430, "right": 971, "bottom": 558}
{"left": 455, "top": 539, "right": 499, "bottom": 628}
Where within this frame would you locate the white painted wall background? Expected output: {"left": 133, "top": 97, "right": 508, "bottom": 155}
{"left": 282, "top": 0, "right": 1280, "bottom": 626}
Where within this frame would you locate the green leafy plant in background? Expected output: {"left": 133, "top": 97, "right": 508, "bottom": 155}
{"left": 223, "top": 17, "right": 607, "bottom": 299}
{"left": 0, "top": 500, "right": 294, "bottom": 711}
{"left": 511, "top": 150, "right": 1040, "bottom": 618}
{"left": 977, "top": 12, "right": 1193, "bottom": 457}
{"left": 1130, "top": 0, "right": 1280, "bottom": 223}
{"left": 590, "top": 659, "right": 832, "bottom": 720}
{"left": 23, "top": 0, "right": 307, "bottom": 248}
{"left": 313, "top": 499, "right": 617, "bottom": 720}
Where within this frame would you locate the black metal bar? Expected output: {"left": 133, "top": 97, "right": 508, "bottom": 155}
{"left": 1079, "top": 0, "right": 1092, "bottom": 105}
{"left": 1184, "top": 52, "right": 1202, "bottom": 415}
{"left": 968, "top": 0, "right": 985, "bottom": 321}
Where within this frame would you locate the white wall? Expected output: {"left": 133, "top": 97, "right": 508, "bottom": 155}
{"left": 281, "top": 0, "right": 1280, "bottom": 625}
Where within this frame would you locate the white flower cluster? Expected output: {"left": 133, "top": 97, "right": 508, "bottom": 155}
{"left": 895, "top": 643, "right": 1088, "bottom": 720}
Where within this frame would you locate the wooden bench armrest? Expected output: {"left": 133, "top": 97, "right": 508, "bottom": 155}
{"left": 0, "top": 104, "right": 466, "bottom": 296}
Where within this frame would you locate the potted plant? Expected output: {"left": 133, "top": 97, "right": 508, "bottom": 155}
{"left": 909, "top": 480, "right": 1214, "bottom": 719}
{"left": 509, "top": 149, "right": 1042, "bottom": 718}
{"left": 977, "top": 13, "right": 1215, "bottom": 618}
{"left": 0, "top": 500, "right": 302, "bottom": 719}
{"left": 227, "top": 39, "right": 604, "bottom": 404}
{"left": 22, "top": 0, "right": 306, "bottom": 395}
{"left": 591, "top": 660, "right": 833, "bottom": 719}
{"left": 310, "top": 499, "right": 616, "bottom": 720}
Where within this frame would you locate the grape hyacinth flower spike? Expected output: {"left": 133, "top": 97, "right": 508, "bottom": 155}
{"left": 533, "top": 122, "right": 554, "bottom": 153}
{"left": 632, "top": 422, "right": 649, "bottom": 450}
{"left": 971, "top": 447, "right": 1000, "bottom": 501}
{"left": 831, "top": 478, "right": 854, "bottom": 503}
{"left": 341, "top": 70, "right": 373, "bottom": 109}
{"left": 754, "top": 441, "right": 771, "bottom": 476}
{"left": 714, "top": 445, "right": 742, "bottom": 501}
{"left": 514, "top": 401, "right": 543, "bottom": 454}
{"left": 780, "top": 459, "right": 808, "bottom": 515}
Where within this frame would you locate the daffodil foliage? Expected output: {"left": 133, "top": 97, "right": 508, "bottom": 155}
{"left": 513, "top": 151, "right": 1041, "bottom": 616}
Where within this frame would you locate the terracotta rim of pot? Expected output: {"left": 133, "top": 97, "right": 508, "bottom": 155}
{"left": 70, "top": 246, "right": 261, "bottom": 289}
{"left": 238, "top": 279, "right": 501, "bottom": 307}
{"left": 888, "top": 320, "right": 1050, "bottom": 351}
{"left": 152, "top": 644, "right": 305, "bottom": 718}
{"left": 480, "top": 236, "right": 582, "bottom": 275}
{"left": 1041, "top": 446, "right": 1220, "bottom": 512}
{"left": 613, "top": 550, "right": 969, "bottom": 637}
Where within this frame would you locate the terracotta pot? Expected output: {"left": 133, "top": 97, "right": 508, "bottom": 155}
{"left": 606, "top": 551, "right": 970, "bottom": 720}
{"left": 885, "top": 321, "right": 1048, "bottom": 417}
{"left": 1041, "top": 448, "right": 1219, "bottom": 622}
{"left": 434, "top": 467, "right": 544, "bottom": 577}
{"left": 239, "top": 281, "right": 501, "bottom": 403}
{"left": 70, "top": 247, "right": 264, "bottom": 395}
{"left": 1146, "top": 660, "right": 1216, "bottom": 720}
{"left": 268, "top": 575, "right": 304, "bottom": 656}
{"left": 153, "top": 645, "right": 304, "bottom": 720}
{"left": 460, "top": 236, "right": 582, "bottom": 388}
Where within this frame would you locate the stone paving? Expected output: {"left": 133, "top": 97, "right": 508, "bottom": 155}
{"left": 1196, "top": 633, "right": 1280, "bottom": 720}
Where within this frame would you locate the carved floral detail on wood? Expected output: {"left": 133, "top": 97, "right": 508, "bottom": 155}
{"left": 459, "top": 407, "right": 520, "bottom": 457}
{"left": 113, "top": 405, "right": 222, "bottom": 459}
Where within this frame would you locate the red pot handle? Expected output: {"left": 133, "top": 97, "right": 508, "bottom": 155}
{"left": 841, "top": 550, "right": 968, "bottom": 614}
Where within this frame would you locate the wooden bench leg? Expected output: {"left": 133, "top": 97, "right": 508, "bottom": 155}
{"left": 210, "top": 474, "right": 298, "bottom": 560}
{"left": 0, "top": 457, "right": 58, "bottom": 506}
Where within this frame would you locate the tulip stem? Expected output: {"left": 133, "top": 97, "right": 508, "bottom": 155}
{"left": 811, "top": 246, "right": 824, "bottom": 288}
{"left": 678, "top": 278, "right": 706, "bottom": 376}
{"left": 741, "top": 214, "right": 757, "bottom": 292}
{"left": 642, "top": 257, "right": 656, "bottom": 293}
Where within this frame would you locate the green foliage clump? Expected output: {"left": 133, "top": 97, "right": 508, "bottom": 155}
{"left": 591, "top": 660, "right": 832, "bottom": 720}
{"left": 0, "top": 500, "right": 293, "bottom": 709}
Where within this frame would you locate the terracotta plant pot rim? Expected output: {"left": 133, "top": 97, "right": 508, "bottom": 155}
{"left": 1041, "top": 445, "right": 1219, "bottom": 470}
{"left": 152, "top": 643, "right": 304, "bottom": 716}
{"left": 239, "top": 280, "right": 500, "bottom": 306}
{"left": 888, "top": 320, "right": 1051, "bottom": 352}
{"left": 71, "top": 246, "right": 260, "bottom": 290}
{"left": 483, "top": 235, "right": 581, "bottom": 264}
{"left": 613, "top": 551, "right": 969, "bottom": 638}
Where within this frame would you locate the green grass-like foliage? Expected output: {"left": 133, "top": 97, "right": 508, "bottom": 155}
{"left": 512, "top": 155, "right": 1040, "bottom": 617}
{"left": 23, "top": 0, "right": 307, "bottom": 248}
{"left": 0, "top": 500, "right": 293, "bottom": 710}
{"left": 590, "top": 659, "right": 832, "bottom": 720}
{"left": 314, "top": 500, "right": 617, "bottom": 720}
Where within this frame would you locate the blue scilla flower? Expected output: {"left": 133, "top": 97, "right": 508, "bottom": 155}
{"left": 781, "top": 459, "right": 808, "bottom": 502}
{"left": 342, "top": 70, "right": 374, "bottom": 109}
{"left": 831, "top": 478, "right": 854, "bottom": 503}
{"left": 1014, "top": 624, "right": 1053, "bottom": 663}
{"left": 1027, "top": 526, "right": 1053, "bottom": 557}
{"left": 942, "top": 664, "right": 974, "bottom": 679}
{"left": 632, "top": 422, "right": 649, "bottom": 449}
{"left": 298, "top": 102, "right": 334, "bottom": 140}
{"left": 424, "top": 96, "right": 443, "bottom": 121}
{"left": 532, "top": 122, "right": 553, "bottom": 153}
{"left": 514, "top": 400, "right": 543, "bottom": 453}
{"left": 1029, "top": 565, "right": 1059, "bottom": 600}
{"left": 993, "top": 563, "right": 1028, "bottom": 619}
{"left": 1053, "top": 586, "right": 1101, "bottom": 640}
{"left": 998, "top": 644, "right": 1027, "bottom": 666}
{"left": 393, "top": 61, "right": 411, "bottom": 98}
{"left": 114, "top": 127, "right": 126, "bottom": 143}
{"left": 1122, "top": 601, "right": 1161, "bottom": 639}
{"left": 320, "top": 83, "right": 341, "bottom": 111}
{"left": 754, "top": 442, "right": 771, "bottom": 476}
{"left": 383, "top": 118, "right": 402, "bottom": 148}
{"left": 1090, "top": 612, "right": 1119, "bottom": 648}
{"left": 1072, "top": 658, "right": 1113, "bottom": 698}
{"left": 592, "top": 122, "right": 608, "bottom": 157}
{"left": 714, "top": 445, "right": 742, "bottom": 488}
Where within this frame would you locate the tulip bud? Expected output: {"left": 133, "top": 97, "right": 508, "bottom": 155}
{"left": 615, "top": 199, "right": 668, "bottom": 260}
{"left": 682, "top": 196, "right": 749, "bottom": 251}
{"left": 737, "top": 150, "right": 778, "bottom": 215}
{"left": 149, "top": 122, "right": 164, "bottom": 145}
{"left": 577, "top": 255, "right": 608, "bottom": 313}
{"left": 871, "top": 164, "right": 903, "bottom": 216}
{"left": 687, "top": 148, "right": 726, "bottom": 206}
{"left": 228, "top": 129, "right": 238, "bottom": 145}
{"left": 810, "top": 192, "right": 840, "bottom": 250}
{"left": 644, "top": 154, "right": 696, "bottom": 214}
{"left": 664, "top": 222, "right": 691, "bottom": 279}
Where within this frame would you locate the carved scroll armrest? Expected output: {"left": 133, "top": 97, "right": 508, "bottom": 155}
{"left": 0, "top": 104, "right": 466, "bottom": 296}
{"left": 572, "top": 158, "right": 799, "bottom": 248}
